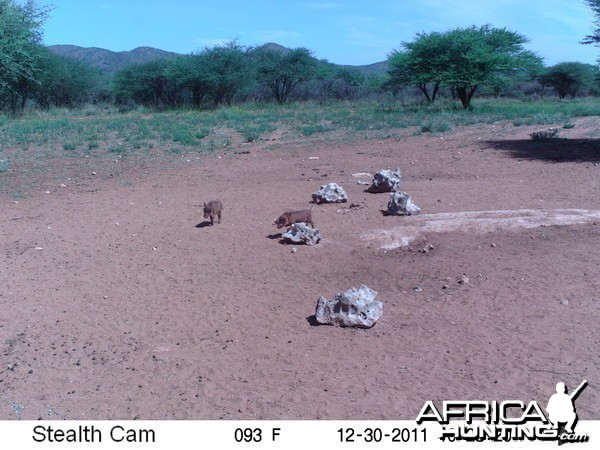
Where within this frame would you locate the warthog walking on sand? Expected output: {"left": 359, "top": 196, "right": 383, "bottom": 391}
{"left": 203, "top": 200, "right": 223, "bottom": 225}
{"left": 274, "top": 209, "right": 314, "bottom": 229}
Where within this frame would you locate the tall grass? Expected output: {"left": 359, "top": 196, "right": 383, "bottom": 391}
{"left": 0, "top": 99, "right": 598, "bottom": 155}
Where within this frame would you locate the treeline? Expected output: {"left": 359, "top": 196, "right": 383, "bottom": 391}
{"left": 111, "top": 42, "right": 387, "bottom": 109}
{"left": 12, "top": 42, "right": 600, "bottom": 115}
{"left": 1, "top": 0, "right": 599, "bottom": 115}
{"left": 100, "top": 41, "right": 600, "bottom": 111}
{"left": 0, "top": 0, "right": 108, "bottom": 113}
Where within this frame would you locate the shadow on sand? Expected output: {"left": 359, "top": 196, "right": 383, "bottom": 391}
{"left": 485, "top": 138, "right": 600, "bottom": 163}
{"left": 195, "top": 221, "right": 214, "bottom": 228}
{"left": 306, "top": 315, "right": 321, "bottom": 327}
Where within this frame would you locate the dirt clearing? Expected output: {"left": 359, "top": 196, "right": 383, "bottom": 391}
{"left": 1, "top": 118, "right": 599, "bottom": 420}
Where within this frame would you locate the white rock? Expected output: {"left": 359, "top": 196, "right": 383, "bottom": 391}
{"left": 368, "top": 168, "right": 401, "bottom": 193}
{"left": 282, "top": 223, "right": 321, "bottom": 246}
{"left": 312, "top": 183, "right": 348, "bottom": 204}
{"left": 315, "top": 285, "right": 383, "bottom": 328}
{"left": 387, "top": 191, "right": 421, "bottom": 216}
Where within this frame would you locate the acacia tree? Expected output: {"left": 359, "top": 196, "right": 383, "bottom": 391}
{"left": 330, "top": 67, "right": 366, "bottom": 100}
{"left": 164, "top": 42, "right": 249, "bottom": 108}
{"left": 387, "top": 31, "right": 447, "bottom": 103}
{"left": 582, "top": 0, "right": 600, "bottom": 45}
{"left": 539, "top": 62, "right": 599, "bottom": 99}
{"left": 254, "top": 47, "right": 317, "bottom": 104}
{"left": 166, "top": 55, "right": 210, "bottom": 107}
{"left": 0, "top": 0, "right": 50, "bottom": 113}
{"left": 199, "top": 41, "right": 250, "bottom": 107}
{"left": 113, "top": 59, "right": 181, "bottom": 107}
{"left": 307, "top": 62, "right": 367, "bottom": 101}
{"left": 32, "top": 48, "right": 99, "bottom": 108}
{"left": 387, "top": 25, "right": 542, "bottom": 108}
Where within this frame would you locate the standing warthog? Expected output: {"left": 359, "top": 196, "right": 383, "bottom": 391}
{"left": 203, "top": 200, "right": 223, "bottom": 225}
{"left": 274, "top": 209, "right": 314, "bottom": 229}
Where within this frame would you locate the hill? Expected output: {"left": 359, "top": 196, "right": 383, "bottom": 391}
{"left": 344, "top": 60, "right": 388, "bottom": 75}
{"left": 48, "top": 45, "right": 180, "bottom": 74}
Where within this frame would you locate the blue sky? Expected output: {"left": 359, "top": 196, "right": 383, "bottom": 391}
{"left": 39, "top": 0, "right": 599, "bottom": 66}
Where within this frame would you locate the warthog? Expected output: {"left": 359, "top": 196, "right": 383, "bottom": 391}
{"left": 274, "top": 209, "right": 314, "bottom": 229}
{"left": 203, "top": 200, "right": 223, "bottom": 225}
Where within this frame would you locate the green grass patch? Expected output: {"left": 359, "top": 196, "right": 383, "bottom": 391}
{"left": 237, "top": 123, "right": 276, "bottom": 142}
{"left": 0, "top": 98, "right": 598, "bottom": 157}
{"left": 63, "top": 142, "right": 78, "bottom": 151}
{"left": 420, "top": 114, "right": 453, "bottom": 133}
{"left": 11, "top": 191, "right": 28, "bottom": 199}
{"left": 195, "top": 128, "right": 211, "bottom": 139}
{"left": 107, "top": 144, "right": 126, "bottom": 154}
{"left": 1, "top": 98, "right": 599, "bottom": 197}
{"left": 298, "top": 123, "right": 332, "bottom": 136}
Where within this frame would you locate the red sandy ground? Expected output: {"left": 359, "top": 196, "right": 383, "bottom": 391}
{"left": 1, "top": 118, "right": 599, "bottom": 420}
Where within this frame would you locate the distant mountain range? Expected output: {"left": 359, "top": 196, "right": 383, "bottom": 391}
{"left": 48, "top": 45, "right": 180, "bottom": 74}
{"left": 47, "top": 44, "right": 388, "bottom": 75}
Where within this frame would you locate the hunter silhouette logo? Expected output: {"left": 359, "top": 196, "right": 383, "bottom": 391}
{"left": 546, "top": 380, "right": 588, "bottom": 442}
{"left": 416, "top": 380, "right": 590, "bottom": 443}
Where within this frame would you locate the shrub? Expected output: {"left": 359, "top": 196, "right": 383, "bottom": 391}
{"left": 421, "top": 115, "right": 453, "bottom": 133}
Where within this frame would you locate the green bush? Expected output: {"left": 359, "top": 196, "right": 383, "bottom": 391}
{"left": 421, "top": 115, "right": 453, "bottom": 133}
